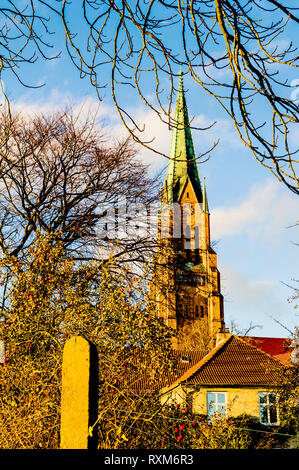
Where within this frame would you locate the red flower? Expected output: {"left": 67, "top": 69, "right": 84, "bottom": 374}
{"left": 175, "top": 404, "right": 180, "bottom": 409}
{"left": 177, "top": 434, "right": 183, "bottom": 441}
{"left": 192, "top": 421, "right": 196, "bottom": 427}
{"left": 161, "top": 441, "right": 165, "bottom": 447}
{"left": 174, "top": 427, "right": 179, "bottom": 433}
{"left": 179, "top": 424, "right": 185, "bottom": 431}
{"left": 184, "top": 407, "right": 188, "bottom": 413}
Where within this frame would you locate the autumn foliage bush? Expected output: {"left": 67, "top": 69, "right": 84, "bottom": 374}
{"left": 0, "top": 233, "right": 295, "bottom": 449}
{"left": 0, "top": 233, "right": 176, "bottom": 448}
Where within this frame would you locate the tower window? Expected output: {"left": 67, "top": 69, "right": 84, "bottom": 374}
{"left": 202, "top": 276, "right": 206, "bottom": 285}
{"left": 195, "top": 305, "right": 199, "bottom": 316}
{"left": 200, "top": 306, "right": 204, "bottom": 317}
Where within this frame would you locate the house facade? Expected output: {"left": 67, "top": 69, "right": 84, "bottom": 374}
{"left": 160, "top": 334, "right": 286, "bottom": 425}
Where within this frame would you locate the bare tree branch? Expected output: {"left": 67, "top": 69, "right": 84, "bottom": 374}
{"left": 0, "top": 1, "right": 298, "bottom": 192}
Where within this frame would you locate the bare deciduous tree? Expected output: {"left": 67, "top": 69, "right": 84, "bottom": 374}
{"left": 0, "top": 2, "right": 298, "bottom": 193}
{"left": 0, "top": 108, "right": 159, "bottom": 269}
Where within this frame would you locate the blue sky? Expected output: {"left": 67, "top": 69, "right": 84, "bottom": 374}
{"left": 3, "top": 11, "right": 299, "bottom": 338}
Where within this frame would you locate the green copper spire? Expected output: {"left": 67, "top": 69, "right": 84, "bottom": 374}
{"left": 202, "top": 177, "right": 209, "bottom": 214}
{"left": 166, "top": 71, "right": 202, "bottom": 203}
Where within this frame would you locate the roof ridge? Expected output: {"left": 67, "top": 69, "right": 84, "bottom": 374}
{"left": 161, "top": 334, "right": 233, "bottom": 393}
{"left": 160, "top": 334, "right": 289, "bottom": 394}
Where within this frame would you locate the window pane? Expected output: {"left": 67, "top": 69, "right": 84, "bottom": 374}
{"left": 217, "top": 393, "right": 226, "bottom": 404}
{"left": 269, "top": 394, "right": 276, "bottom": 404}
{"left": 269, "top": 405, "right": 278, "bottom": 424}
{"left": 208, "top": 404, "right": 216, "bottom": 416}
{"left": 207, "top": 392, "right": 216, "bottom": 416}
{"left": 207, "top": 392, "right": 216, "bottom": 404}
{"left": 259, "top": 405, "right": 268, "bottom": 424}
{"left": 217, "top": 405, "right": 226, "bottom": 416}
{"left": 259, "top": 393, "right": 267, "bottom": 404}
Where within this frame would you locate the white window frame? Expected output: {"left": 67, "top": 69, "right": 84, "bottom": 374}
{"left": 258, "top": 391, "right": 279, "bottom": 426}
{"left": 207, "top": 391, "right": 227, "bottom": 419}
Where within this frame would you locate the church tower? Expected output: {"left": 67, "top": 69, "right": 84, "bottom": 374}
{"left": 150, "top": 72, "right": 226, "bottom": 349}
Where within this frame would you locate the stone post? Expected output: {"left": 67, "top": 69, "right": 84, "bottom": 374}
{"left": 0, "top": 339, "right": 4, "bottom": 363}
{"left": 60, "top": 336, "right": 98, "bottom": 449}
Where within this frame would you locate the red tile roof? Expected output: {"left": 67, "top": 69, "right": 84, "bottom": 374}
{"left": 114, "top": 348, "right": 206, "bottom": 394}
{"left": 162, "top": 335, "right": 286, "bottom": 392}
{"left": 241, "top": 336, "right": 291, "bottom": 364}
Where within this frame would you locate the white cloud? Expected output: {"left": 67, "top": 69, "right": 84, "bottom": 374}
{"left": 10, "top": 93, "right": 171, "bottom": 172}
{"left": 211, "top": 178, "right": 298, "bottom": 241}
{"left": 221, "top": 264, "right": 277, "bottom": 304}
{"left": 212, "top": 178, "right": 298, "bottom": 336}
{"left": 220, "top": 263, "right": 298, "bottom": 336}
{"left": 103, "top": 106, "right": 171, "bottom": 171}
{"left": 192, "top": 114, "right": 242, "bottom": 150}
{"left": 11, "top": 92, "right": 117, "bottom": 122}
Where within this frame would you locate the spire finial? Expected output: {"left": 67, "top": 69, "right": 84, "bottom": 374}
{"left": 203, "top": 177, "right": 209, "bottom": 213}
{"left": 166, "top": 72, "right": 202, "bottom": 203}
{"left": 178, "top": 69, "right": 184, "bottom": 92}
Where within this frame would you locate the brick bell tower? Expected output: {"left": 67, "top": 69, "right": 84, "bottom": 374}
{"left": 150, "top": 72, "right": 226, "bottom": 349}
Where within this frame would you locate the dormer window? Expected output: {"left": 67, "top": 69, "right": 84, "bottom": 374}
{"left": 181, "top": 355, "right": 191, "bottom": 364}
